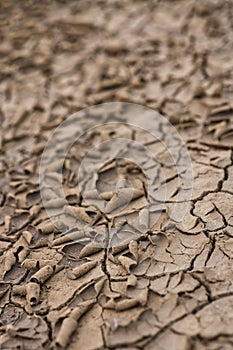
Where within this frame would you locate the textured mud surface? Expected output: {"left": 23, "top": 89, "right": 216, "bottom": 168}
{"left": 1, "top": 1, "right": 233, "bottom": 349}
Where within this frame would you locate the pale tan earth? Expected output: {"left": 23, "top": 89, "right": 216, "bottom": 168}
{"left": 1, "top": 0, "right": 233, "bottom": 349}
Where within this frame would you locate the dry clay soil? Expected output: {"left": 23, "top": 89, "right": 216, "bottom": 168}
{"left": 1, "top": 0, "right": 233, "bottom": 349}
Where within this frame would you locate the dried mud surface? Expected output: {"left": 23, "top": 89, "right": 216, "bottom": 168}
{"left": 1, "top": 0, "right": 233, "bottom": 349}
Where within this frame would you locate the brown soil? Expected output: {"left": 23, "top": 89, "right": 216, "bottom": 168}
{"left": 1, "top": 1, "right": 233, "bottom": 349}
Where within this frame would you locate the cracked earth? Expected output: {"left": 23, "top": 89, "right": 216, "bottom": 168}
{"left": 1, "top": 0, "right": 233, "bottom": 349}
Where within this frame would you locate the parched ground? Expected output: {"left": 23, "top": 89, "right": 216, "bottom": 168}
{"left": 1, "top": 0, "right": 233, "bottom": 349}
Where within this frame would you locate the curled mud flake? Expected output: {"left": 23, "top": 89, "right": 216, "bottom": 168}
{"left": 4, "top": 215, "right": 11, "bottom": 231}
{"left": 30, "top": 265, "right": 54, "bottom": 284}
{"left": 129, "top": 240, "right": 139, "bottom": 261}
{"left": 26, "top": 282, "right": 40, "bottom": 306}
{"left": 17, "top": 247, "right": 29, "bottom": 263}
{"left": 108, "top": 252, "right": 117, "bottom": 264}
{"left": 61, "top": 241, "right": 86, "bottom": 259}
{"left": 55, "top": 317, "right": 77, "bottom": 348}
{"left": 26, "top": 190, "right": 41, "bottom": 208}
{"left": 168, "top": 273, "right": 199, "bottom": 293}
{"left": 61, "top": 16, "right": 97, "bottom": 28}
{"left": 55, "top": 299, "right": 95, "bottom": 348}
{"left": 66, "top": 193, "right": 79, "bottom": 205}
{"left": 127, "top": 278, "right": 149, "bottom": 305}
{"left": 3, "top": 250, "right": 16, "bottom": 275}
{"left": 126, "top": 274, "right": 138, "bottom": 288}
{"left": 43, "top": 158, "right": 64, "bottom": 173}
{"left": 3, "top": 262, "right": 27, "bottom": 284}
{"left": 206, "top": 82, "right": 222, "bottom": 97}
{"left": 38, "top": 219, "right": 65, "bottom": 234}
{"left": 115, "top": 298, "right": 140, "bottom": 311}
{"left": 138, "top": 208, "right": 150, "bottom": 232}
{"left": 44, "top": 198, "right": 66, "bottom": 209}
{"left": 41, "top": 187, "right": 58, "bottom": 201}
{"left": 149, "top": 232, "right": 170, "bottom": 248}
{"left": 69, "top": 299, "right": 96, "bottom": 321}
{"left": 22, "top": 230, "right": 33, "bottom": 244}
{"left": 29, "top": 204, "right": 41, "bottom": 218}
{"left": 100, "top": 191, "right": 114, "bottom": 200}
{"left": 133, "top": 291, "right": 148, "bottom": 308}
{"left": 12, "top": 284, "right": 26, "bottom": 296}
{"left": 64, "top": 205, "right": 90, "bottom": 222}
{"left": 67, "top": 260, "right": 98, "bottom": 280}
{"left": 5, "top": 193, "right": 17, "bottom": 207}
{"left": 192, "top": 83, "right": 205, "bottom": 98}
{"left": 110, "top": 226, "right": 140, "bottom": 251}
{"left": 52, "top": 230, "right": 86, "bottom": 246}
{"left": 94, "top": 276, "right": 107, "bottom": 295}
{"left": 12, "top": 108, "right": 29, "bottom": 127}
{"left": 111, "top": 243, "right": 129, "bottom": 255}
{"left": 14, "top": 182, "right": 28, "bottom": 194}
{"left": 21, "top": 259, "right": 38, "bottom": 270}
{"left": 208, "top": 120, "right": 229, "bottom": 140}
{"left": 131, "top": 258, "right": 151, "bottom": 277}
{"left": 0, "top": 240, "right": 12, "bottom": 256}
{"left": 79, "top": 241, "right": 103, "bottom": 258}
{"left": 105, "top": 188, "right": 144, "bottom": 214}
{"left": 39, "top": 259, "right": 59, "bottom": 268}
{"left": 99, "top": 295, "right": 116, "bottom": 309}
{"left": 29, "top": 236, "right": 51, "bottom": 249}
{"left": 0, "top": 282, "right": 10, "bottom": 298}
{"left": 22, "top": 258, "right": 56, "bottom": 270}
{"left": 118, "top": 255, "right": 137, "bottom": 274}
{"left": 9, "top": 211, "right": 31, "bottom": 232}
{"left": 23, "top": 161, "right": 35, "bottom": 175}
{"left": 42, "top": 171, "right": 62, "bottom": 189}
{"left": 209, "top": 103, "right": 233, "bottom": 116}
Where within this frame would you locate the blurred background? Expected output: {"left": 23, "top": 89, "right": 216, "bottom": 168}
{"left": 1, "top": 0, "right": 233, "bottom": 162}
